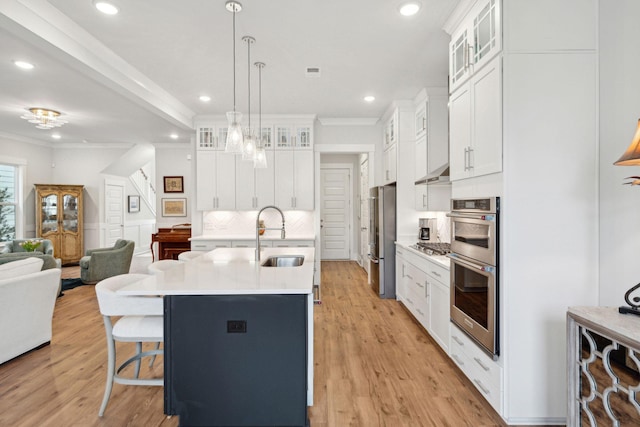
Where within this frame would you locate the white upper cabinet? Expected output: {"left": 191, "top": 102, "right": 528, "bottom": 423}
{"left": 383, "top": 110, "right": 398, "bottom": 149}
{"left": 195, "top": 116, "right": 314, "bottom": 211}
{"left": 275, "top": 150, "right": 314, "bottom": 210}
{"left": 449, "top": 55, "right": 502, "bottom": 181}
{"left": 449, "top": 0, "right": 501, "bottom": 93}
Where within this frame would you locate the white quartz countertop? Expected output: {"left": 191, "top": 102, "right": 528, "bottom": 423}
{"left": 191, "top": 234, "right": 316, "bottom": 241}
{"left": 395, "top": 241, "right": 450, "bottom": 269}
{"left": 117, "top": 247, "right": 315, "bottom": 296}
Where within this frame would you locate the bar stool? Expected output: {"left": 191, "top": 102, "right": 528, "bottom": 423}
{"left": 178, "top": 250, "right": 206, "bottom": 262}
{"left": 95, "top": 273, "right": 163, "bottom": 417}
{"left": 147, "top": 259, "right": 182, "bottom": 275}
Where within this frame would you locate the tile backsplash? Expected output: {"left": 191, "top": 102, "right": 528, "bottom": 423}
{"left": 202, "top": 210, "right": 315, "bottom": 238}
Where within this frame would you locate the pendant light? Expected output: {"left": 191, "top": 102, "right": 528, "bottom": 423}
{"left": 242, "top": 36, "right": 257, "bottom": 161}
{"left": 224, "top": 1, "right": 244, "bottom": 154}
{"left": 254, "top": 61, "right": 268, "bottom": 169}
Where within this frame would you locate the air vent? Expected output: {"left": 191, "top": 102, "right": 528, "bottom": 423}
{"left": 305, "top": 67, "right": 321, "bottom": 78}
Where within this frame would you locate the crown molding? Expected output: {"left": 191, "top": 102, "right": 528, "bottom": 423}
{"left": 317, "top": 117, "right": 380, "bottom": 126}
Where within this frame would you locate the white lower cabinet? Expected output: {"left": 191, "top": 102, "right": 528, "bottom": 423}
{"left": 271, "top": 240, "right": 314, "bottom": 248}
{"left": 190, "top": 240, "right": 232, "bottom": 251}
{"left": 396, "top": 245, "right": 450, "bottom": 353}
{"left": 450, "top": 324, "right": 503, "bottom": 413}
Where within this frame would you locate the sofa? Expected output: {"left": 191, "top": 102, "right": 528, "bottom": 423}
{"left": 1, "top": 239, "right": 54, "bottom": 256}
{"left": 0, "top": 239, "right": 58, "bottom": 271}
{"left": 0, "top": 258, "right": 62, "bottom": 364}
{"left": 80, "top": 239, "right": 135, "bottom": 285}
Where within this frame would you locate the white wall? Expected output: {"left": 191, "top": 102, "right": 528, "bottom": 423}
{"left": 0, "top": 137, "right": 53, "bottom": 236}
{"left": 154, "top": 145, "right": 193, "bottom": 229}
{"left": 599, "top": 0, "right": 640, "bottom": 306}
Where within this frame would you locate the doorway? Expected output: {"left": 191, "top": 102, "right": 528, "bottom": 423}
{"left": 320, "top": 165, "right": 352, "bottom": 260}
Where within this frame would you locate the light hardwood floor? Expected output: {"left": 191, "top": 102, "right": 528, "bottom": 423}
{"left": 0, "top": 261, "right": 506, "bottom": 426}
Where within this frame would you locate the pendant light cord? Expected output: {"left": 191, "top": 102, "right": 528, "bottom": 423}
{"left": 258, "top": 63, "right": 262, "bottom": 147}
{"left": 247, "top": 38, "right": 251, "bottom": 129}
{"left": 232, "top": 7, "right": 236, "bottom": 112}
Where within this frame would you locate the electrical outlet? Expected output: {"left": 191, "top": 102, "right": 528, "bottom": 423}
{"left": 227, "top": 320, "right": 247, "bottom": 333}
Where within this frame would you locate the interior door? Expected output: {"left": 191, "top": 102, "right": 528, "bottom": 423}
{"left": 320, "top": 167, "right": 350, "bottom": 260}
{"left": 105, "top": 180, "right": 125, "bottom": 247}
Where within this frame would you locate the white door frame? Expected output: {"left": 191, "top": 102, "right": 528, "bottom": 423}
{"left": 103, "top": 177, "right": 126, "bottom": 248}
{"left": 320, "top": 163, "right": 353, "bottom": 260}
{"left": 314, "top": 143, "right": 376, "bottom": 285}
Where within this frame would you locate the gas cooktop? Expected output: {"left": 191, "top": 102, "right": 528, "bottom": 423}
{"left": 409, "top": 242, "right": 451, "bottom": 256}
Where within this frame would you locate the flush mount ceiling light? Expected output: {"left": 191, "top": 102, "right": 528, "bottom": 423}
{"left": 51, "top": 134, "right": 61, "bottom": 140}
{"left": 14, "top": 60, "right": 34, "bottom": 70}
{"left": 170, "top": 133, "right": 179, "bottom": 139}
{"left": 94, "top": 1, "right": 119, "bottom": 15}
{"left": 199, "top": 95, "right": 211, "bottom": 102}
{"left": 225, "top": 1, "right": 244, "bottom": 154}
{"left": 399, "top": 1, "right": 421, "bottom": 16}
{"left": 20, "top": 108, "right": 68, "bottom": 130}
{"left": 364, "top": 95, "right": 376, "bottom": 103}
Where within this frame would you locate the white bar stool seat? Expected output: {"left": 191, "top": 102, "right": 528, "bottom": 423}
{"left": 95, "top": 273, "right": 163, "bottom": 417}
{"left": 178, "top": 250, "right": 206, "bottom": 262}
{"left": 147, "top": 259, "right": 182, "bottom": 275}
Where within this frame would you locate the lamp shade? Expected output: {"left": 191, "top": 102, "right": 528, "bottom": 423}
{"left": 614, "top": 119, "right": 640, "bottom": 166}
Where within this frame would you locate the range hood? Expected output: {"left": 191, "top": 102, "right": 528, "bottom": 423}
{"left": 414, "top": 164, "right": 450, "bottom": 185}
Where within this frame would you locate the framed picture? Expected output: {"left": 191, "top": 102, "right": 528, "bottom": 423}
{"left": 128, "top": 195, "right": 140, "bottom": 213}
{"left": 162, "top": 198, "right": 187, "bottom": 217}
{"left": 163, "top": 176, "right": 184, "bottom": 193}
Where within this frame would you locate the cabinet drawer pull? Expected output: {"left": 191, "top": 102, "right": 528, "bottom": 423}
{"left": 416, "top": 281, "right": 424, "bottom": 288}
{"left": 406, "top": 297, "right": 414, "bottom": 304}
{"left": 451, "top": 354, "right": 464, "bottom": 366}
{"left": 406, "top": 274, "right": 414, "bottom": 280}
{"left": 473, "top": 379, "right": 490, "bottom": 395}
{"left": 452, "top": 335, "right": 464, "bottom": 346}
{"left": 431, "top": 270, "right": 441, "bottom": 278}
{"left": 416, "top": 308, "right": 425, "bottom": 316}
{"left": 193, "top": 245, "right": 206, "bottom": 249}
{"left": 473, "top": 357, "right": 490, "bottom": 372}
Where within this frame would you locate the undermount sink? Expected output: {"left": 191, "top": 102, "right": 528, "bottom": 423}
{"left": 261, "top": 255, "right": 305, "bottom": 267}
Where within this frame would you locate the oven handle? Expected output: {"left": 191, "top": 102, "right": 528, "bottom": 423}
{"left": 447, "top": 253, "right": 495, "bottom": 273}
{"left": 446, "top": 212, "right": 496, "bottom": 221}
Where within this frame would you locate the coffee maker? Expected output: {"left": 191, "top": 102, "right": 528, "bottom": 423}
{"left": 418, "top": 218, "right": 437, "bottom": 241}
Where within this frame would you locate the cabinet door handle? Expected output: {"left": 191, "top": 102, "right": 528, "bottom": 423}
{"left": 423, "top": 194, "right": 427, "bottom": 208}
{"left": 468, "top": 147, "right": 474, "bottom": 169}
{"left": 451, "top": 353, "right": 464, "bottom": 366}
{"left": 473, "top": 379, "right": 490, "bottom": 395}
{"left": 464, "top": 147, "right": 468, "bottom": 171}
{"left": 422, "top": 116, "right": 427, "bottom": 131}
{"left": 473, "top": 357, "right": 490, "bottom": 372}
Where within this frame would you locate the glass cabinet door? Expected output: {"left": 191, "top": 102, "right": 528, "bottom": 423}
{"left": 40, "top": 193, "right": 58, "bottom": 234}
{"left": 62, "top": 193, "right": 79, "bottom": 233}
{"left": 450, "top": 30, "right": 469, "bottom": 89}
{"left": 473, "top": 0, "right": 498, "bottom": 64}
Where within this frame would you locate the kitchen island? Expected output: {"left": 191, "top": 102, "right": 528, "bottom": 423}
{"left": 117, "top": 247, "right": 315, "bottom": 427}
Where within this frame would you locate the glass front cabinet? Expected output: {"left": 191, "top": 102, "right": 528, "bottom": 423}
{"left": 35, "top": 184, "right": 84, "bottom": 265}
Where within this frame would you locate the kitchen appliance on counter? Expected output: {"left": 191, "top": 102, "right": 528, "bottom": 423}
{"left": 418, "top": 217, "right": 438, "bottom": 241}
{"left": 410, "top": 241, "right": 451, "bottom": 256}
{"left": 368, "top": 185, "right": 396, "bottom": 299}
{"left": 447, "top": 197, "right": 500, "bottom": 359}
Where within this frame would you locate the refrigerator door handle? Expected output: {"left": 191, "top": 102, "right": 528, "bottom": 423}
{"left": 368, "top": 254, "right": 380, "bottom": 264}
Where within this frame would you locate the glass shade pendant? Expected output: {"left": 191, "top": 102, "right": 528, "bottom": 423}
{"left": 225, "top": 111, "right": 244, "bottom": 153}
{"left": 224, "top": 1, "right": 244, "bottom": 154}
{"left": 254, "top": 144, "right": 267, "bottom": 168}
{"left": 254, "top": 61, "right": 267, "bottom": 168}
{"left": 614, "top": 119, "right": 640, "bottom": 166}
{"left": 242, "top": 130, "right": 256, "bottom": 160}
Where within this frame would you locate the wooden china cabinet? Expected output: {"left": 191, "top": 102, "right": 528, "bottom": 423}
{"left": 35, "top": 184, "right": 84, "bottom": 265}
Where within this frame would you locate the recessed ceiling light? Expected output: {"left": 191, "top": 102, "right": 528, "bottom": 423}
{"left": 364, "top": 95, "right": 375, "bottom": 103}
{"left": 170, "top": 133, "right": 179, "bottom": 139}
{"left": 94, "top": 1, "right": 119, "bottom": 15}
{"left": 399, "top": 2, "right": 421, "bottom": 16}
{"left": 199, "top": 95, "right": 211, "bottom": 102}
{"left": 14, "top": 60, "right": 34, "bottom": 70}
{"left": 51, "top": 134, "right": 61, "bottom": 140}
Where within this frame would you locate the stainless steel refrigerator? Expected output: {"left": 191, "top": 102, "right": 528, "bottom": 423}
{"left": 368, "top": 185, "right": 396, "bottom": 299}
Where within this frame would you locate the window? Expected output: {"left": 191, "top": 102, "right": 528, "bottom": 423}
{"left": 0, "top": 163, "right": 20, "bottom": 242}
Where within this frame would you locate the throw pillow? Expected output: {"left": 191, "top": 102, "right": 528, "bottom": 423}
{"left": 0, "top": 257, "right": 44, "bottom": 279}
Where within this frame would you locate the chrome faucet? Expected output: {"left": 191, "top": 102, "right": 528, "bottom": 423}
{"left": 256, "top": 205, "right": 286, "bottom": 261}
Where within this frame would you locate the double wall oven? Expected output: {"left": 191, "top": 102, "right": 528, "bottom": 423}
{"left": 447, "top": 197, "right": 500, "bottom": 359}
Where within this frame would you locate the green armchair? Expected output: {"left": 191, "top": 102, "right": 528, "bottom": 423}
{"left": 80, "top": 239, "right": 135, "bottom": 285}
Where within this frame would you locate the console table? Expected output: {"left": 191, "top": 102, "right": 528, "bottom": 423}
{"left": 150, "top": 226, "right": 191, "bottom": 262}
{"left": 567, "top": 306, "right": 640, "bottom": 426}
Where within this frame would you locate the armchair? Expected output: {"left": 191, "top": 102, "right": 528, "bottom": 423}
{"left": 1, "top": 239, "right": 54, "bottom": 255}
{"left": 80, "top": 239, "right": 135, "bottom": 285}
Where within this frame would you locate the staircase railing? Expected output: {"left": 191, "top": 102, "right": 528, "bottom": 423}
{"left": 130, "top": 168, "right": 156, "bottom": 215}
